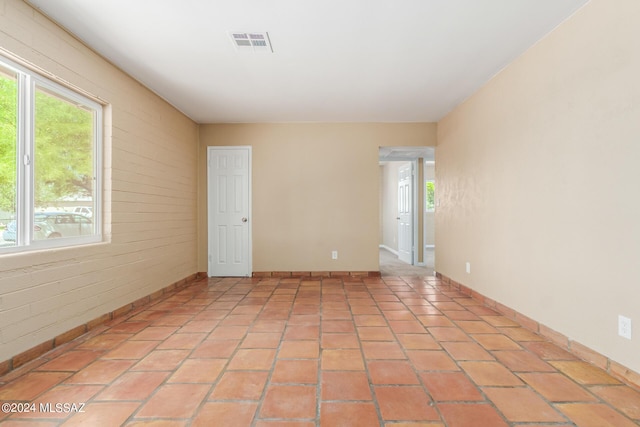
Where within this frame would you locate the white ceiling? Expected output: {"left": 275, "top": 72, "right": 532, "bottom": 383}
{"left": 26, "top": 0, "right": 588, "bottom": 124}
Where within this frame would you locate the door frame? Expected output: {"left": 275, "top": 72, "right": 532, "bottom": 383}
{"left": 379, "top": 146, "right": 435, "bottom": 267}
{"left": 409, "top": 159, "right": 422, "bottom": 266}
{"left": 207, "top": 146, "right": 252, "bottom": 277}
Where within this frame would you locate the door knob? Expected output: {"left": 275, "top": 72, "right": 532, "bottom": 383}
{"left": 242, "top": 217, "right": 248, "bottom": 223}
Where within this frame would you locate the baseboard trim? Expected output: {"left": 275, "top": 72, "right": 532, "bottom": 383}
{"left": 252, "top": 271, "right": 382, "bottom": 278}
{"left": 435, "top": 272, "right": 640, "bottom": 390}
{"left": 379, "top": 244, "right": 399, "bottom": 256}
{"left": 0, "top": 272, "right": 207, "bottom": 378}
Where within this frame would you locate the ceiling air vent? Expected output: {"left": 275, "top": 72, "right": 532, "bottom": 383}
{"left": 229, "top": 32, "right": 273, "bottom": 53}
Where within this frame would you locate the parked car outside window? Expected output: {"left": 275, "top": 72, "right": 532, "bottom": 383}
{"left": 2, "top": 212, "right": 93, "bottom": 241}
{"left": 73, "top": 206, "right": 93, "bottom": 218}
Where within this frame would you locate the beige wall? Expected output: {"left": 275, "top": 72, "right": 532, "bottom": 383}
{"left": 436, "top": 0, "right": 640, "bottom": 373}
{"left": 198, "top": 123, "right": 436, "bottom": 272}
{"left": 0, "top": 1, "right": 198, "bottom": 362}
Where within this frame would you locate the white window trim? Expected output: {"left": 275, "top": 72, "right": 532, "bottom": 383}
{"left": 0, "top": 54, "right": 103, "bottom": 254}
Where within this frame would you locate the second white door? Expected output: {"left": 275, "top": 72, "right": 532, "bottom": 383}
{"left": 398, "top": 163, "right": 413, "bottom": 264}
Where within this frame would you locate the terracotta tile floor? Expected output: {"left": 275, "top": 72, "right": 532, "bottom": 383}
{"left": 1, "top": 275, "right": 639, "bottom": 426}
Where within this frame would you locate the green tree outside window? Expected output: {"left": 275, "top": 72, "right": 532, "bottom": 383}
{"left": 426, "top": 181, "right": 435, "bottom": 211}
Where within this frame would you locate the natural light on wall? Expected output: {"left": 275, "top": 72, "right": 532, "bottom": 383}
{"left": 0, "top": 54, "right": 102, "bottom": 252}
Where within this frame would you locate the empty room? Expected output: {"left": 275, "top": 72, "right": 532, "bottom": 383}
{"left": 0, "top": 0, "right": 639, "bottom": 425}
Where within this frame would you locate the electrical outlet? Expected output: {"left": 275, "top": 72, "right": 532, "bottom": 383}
{"left": 618, "top": 315, "right": 632, "bottom": 340}
{"left": 465, "top": 262, "right": 471, "bottom": 274}
{"left": 331, "top": 250, "right": 338, "bottom": 260}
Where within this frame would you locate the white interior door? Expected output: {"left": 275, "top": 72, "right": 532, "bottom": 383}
{"left": 207, "top": 147, "right": 251, "bottom": 276}
{"left": 398, "top": 163, "right": 413, "bottom": 264}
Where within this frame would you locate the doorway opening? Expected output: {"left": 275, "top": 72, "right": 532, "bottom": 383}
{"left": 379, "top": 147, "right": 435, "bottom": 276}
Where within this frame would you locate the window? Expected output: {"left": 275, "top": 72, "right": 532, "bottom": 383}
{"left": 0, "top": 55, "right": 102, "bottom": 252}
{"left": 425, "top": 181, "right": 435, "bottom": 212}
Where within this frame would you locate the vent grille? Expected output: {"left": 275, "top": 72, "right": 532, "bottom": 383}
{"left": 230, "top": 32, "right": 273, "bottom": 53}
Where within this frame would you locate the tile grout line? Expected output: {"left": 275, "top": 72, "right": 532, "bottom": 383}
{"left": 430, "top": 276, "right": 635, "bottom": 425}
{"left": 428, "top": 282, "right": 552, "bottom": 426}
{"left": 1, "top": 275, "right": 639, "bottom": 425}
{"left": 188, "top": 277, "right": 247, "bottom": 427}
{"left": 121, "top": 277, "right": 228, "bottom": 425}
{"left": 370, "top": 276, "right": 441, "bottom": 424}
{"left": 397, "top": 276, "right": 513, "bottom": 426}
{"left": 394, "top": 276, "right": 479, "bottom": 425}
{"left": 348, "top": 276, "right": 386, "bottom": 425}
{"left": 429, "top": 277, "right": 552, "bottom": 426}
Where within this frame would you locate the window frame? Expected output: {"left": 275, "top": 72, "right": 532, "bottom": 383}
{"left": 0, "top": 54, "right": 103, "bottom": 253}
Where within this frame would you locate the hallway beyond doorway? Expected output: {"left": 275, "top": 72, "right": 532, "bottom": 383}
{"left": 380, "top": 247, "right": 434, "bottom": 277}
